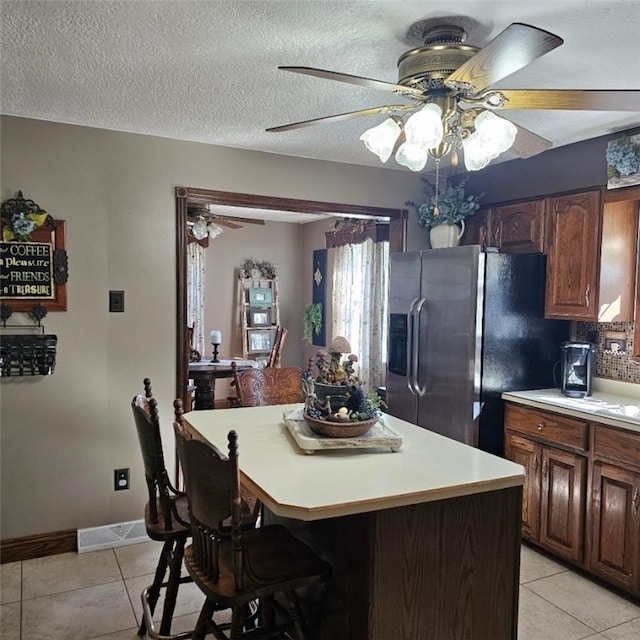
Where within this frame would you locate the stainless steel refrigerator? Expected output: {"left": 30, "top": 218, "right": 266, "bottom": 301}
{"left": 387, "top": 245, "right": 570, "bottom": 456}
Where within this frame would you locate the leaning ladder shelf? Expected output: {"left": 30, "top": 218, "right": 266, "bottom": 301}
{"left": 238, "top": 276, "right": 280, "bottom": 361}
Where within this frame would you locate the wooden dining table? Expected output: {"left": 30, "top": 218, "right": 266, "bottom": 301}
{"left": 188, "top": 359, "right": 256, "bottom": 409}
{"left": 182, "top": 404, "right": 525, "bottom": 640}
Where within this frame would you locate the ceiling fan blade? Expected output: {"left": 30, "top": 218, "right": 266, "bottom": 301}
{"left": 488, "top": 89, "right": 640, "bottom": 111}
{"left": 278, "top": 66, "right": 425, "bottom": 99}
{"left": 215, "top": 215, "right": 266, "bottom": 226}
{"left": 446, "top": 23, "right": 563, "bottom": 94}
{"left": 214, "top": 219, "right": 243, "bottom": 229}
{"left": 267, "top": 104, "right": 416, "bottom": 132}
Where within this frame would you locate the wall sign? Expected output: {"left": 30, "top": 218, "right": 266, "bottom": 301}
{"left": 0, "top": 192, "right": 68, "bottom": 312}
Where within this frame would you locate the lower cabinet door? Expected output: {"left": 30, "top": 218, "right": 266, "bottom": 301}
{"left": 505, "top": 433, "right": 540, "bottom": 541}
{"left": 539, "top": 447, "right": 586, "bottom": 563}
{"left": 589, "top": 461, "right": 640, "bottom": 593}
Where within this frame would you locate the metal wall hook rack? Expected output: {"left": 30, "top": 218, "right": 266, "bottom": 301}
{"left": 0, "top": 304, "right": 57, "bottom": 377}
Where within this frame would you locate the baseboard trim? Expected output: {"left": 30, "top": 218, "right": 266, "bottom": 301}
{"left": 1, "top": 528, "right": 77, "bottom": 564}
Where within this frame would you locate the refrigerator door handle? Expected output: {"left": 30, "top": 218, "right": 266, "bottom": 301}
{"left": 412, "top": 297, "right": 427, "bottom": 397}
{"left": 406, "top": 298, "right": 419, "bottom": 395}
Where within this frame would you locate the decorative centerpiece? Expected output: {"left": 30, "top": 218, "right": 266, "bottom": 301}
{"left": 302, "top": 372, "right": 385, "bottom": 438}
{"left": 405, "top": 177, "right": 483, "bottom": 248}
{"left": 302, "top": 338, "right": 385, "bottom": 438}
{"left": 308, "top": 336, "right": 358, "bottom": 410}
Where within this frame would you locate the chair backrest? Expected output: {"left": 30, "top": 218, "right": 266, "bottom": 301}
{"left": 232, "top": 364, "right": 305, "bottom": 407}
{"left": 174, "top": 421, "right": 242, "bottom": 585}
{"left": 131, "top": 378, "right": 174, "bottom": 527}
{"left": 267, "top": 325, "right": 288, "bottom": 368}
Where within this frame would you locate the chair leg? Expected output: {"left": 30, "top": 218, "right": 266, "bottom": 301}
{"left": 138, "top": 539, "right": 172, "bottom": 636}
{"left": 284, "top": 590, "right": 310, "bottom": 640}
{"left": 230, "top": 605, "right": 246, "bottom": 640}
{"left": 193, "top": 599, "right": 217, "bottom": 640}
{"left": 159, "top": 537, "right": 187, "bottom": 636}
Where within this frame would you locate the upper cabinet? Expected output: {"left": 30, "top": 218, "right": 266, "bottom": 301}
{"left": 462, "top": 199, "right": 545, "bottom": 253}
{"left": 544, "top": 188, "right": 639, "bottom": 322}
{"left": 488, "top": 199, "right": 545, "bottom": 253}
{"left": 545, "top": 190, "right": 601, "bottom": 320}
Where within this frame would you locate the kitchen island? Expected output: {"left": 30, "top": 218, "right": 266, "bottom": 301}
{"left": 183, "top": 405, "right": 525, "bottom": 640}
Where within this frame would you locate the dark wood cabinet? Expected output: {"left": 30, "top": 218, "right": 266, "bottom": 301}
{"left": 589, "top": 423, "right": 640, "bottom": 594}
{"left": 505, "top": 402, "right": 640, "bottom": 599}
{"left": 488, "top": 199, "right": 545, "bottom": 253}
{"left": 545, "top": 190, "right": 601, "bottom": 320}
{"left": 539, "top": 446, "right": 586, "bottom": 563}
{"left": 504, "top": 404, "right": 587, "bottom": 564}
{"left": 589, "top": 461, "right": 640, "bottom": 592}
{"left": 505, "top": 433, "right": 540, "bottom": 540}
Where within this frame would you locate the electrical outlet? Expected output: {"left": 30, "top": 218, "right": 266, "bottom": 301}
{"left": 109, "top": 290, "right": 125, "bottom": 312}
{"left": 114, "top": 468, "right": 130, "bottom": 491}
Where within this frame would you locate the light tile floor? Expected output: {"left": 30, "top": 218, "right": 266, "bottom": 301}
{"left": 1, "top": 540, "right": 639, "bottom": 639}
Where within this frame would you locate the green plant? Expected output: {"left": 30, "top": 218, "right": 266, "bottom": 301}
{"left": 303, "top": 302, "right": 323, "bottom": 344}
{"left": 406, "top": 177, "right": 483, "bottom": 228}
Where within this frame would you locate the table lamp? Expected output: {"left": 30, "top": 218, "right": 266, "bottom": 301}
{"left": 210, "top": 330, "right": 221, "bottom": 362}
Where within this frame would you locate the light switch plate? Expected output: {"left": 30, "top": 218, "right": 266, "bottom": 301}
{"left": 109, "top": 290, "right": 124, "bottom": 312}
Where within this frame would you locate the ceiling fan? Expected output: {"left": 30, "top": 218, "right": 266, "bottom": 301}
{"left": 187, "top": 207, "right": 266, "bottom": 239}
{"left": 266, "top": 22, "right": 640, "bottom": 172}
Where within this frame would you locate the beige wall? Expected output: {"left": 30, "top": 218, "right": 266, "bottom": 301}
{"left": 201, "top": 221, "right": 305, "bottom": 400}
{"left": 0, "top": 115, "right": 421, "bottom": 539}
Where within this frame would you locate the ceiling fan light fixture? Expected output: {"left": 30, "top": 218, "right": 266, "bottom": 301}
{"left": 360, "top": 117, "right": 402, "bottom": 162}
{"left": 462, "top": 109, "right": 517, "bottom": 171}
{"left": 207, "top": 222, "right": 224, "bottom": 238}
{"left": 395, "top": 141, "right": 429, "bottom": 172}
{"left": 474, "top": 110, "right": 517, "bottom": 155}
{"left": 404, "top": 103, "right": 444, "bottom": 149}
{"left": 191, "top": 219, "right": 209, "bottom": 240}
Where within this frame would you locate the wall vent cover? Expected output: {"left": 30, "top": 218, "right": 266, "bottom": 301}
{"left": 77, "top": 519, "right": 149, "bottom": 553}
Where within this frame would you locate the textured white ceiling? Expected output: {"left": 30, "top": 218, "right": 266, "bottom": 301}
{"left": 2, "top": 0, "right": 639, "bottom": 173}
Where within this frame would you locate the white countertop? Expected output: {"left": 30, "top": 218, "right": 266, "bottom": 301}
{"left": 502, "top": 387, "right": 640, "bottom": 434}
{"left": 183, "top": 404, "right": 524, "bottom": 521}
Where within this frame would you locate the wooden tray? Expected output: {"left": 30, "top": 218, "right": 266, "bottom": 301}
{"left": 282, "top": 408, "right": 403, "bottom": 455}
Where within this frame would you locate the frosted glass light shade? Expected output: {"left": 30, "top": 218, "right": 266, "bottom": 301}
{"left": 395, "top": 141, "right": 429, "bottom": 172}
{"left": 462, "top": 110, "right": 518, "bottom": 171}
{"left": 192, "top": 220, "right": 208, "bottom": 240}
{"left": 360, "top": 118, "right": 402, "bottom": 162}
{"left": 474, "top": 110, "right": 517, "bottom": 154}
{"left": 462, "top": 134, "right": 492, "bottom": 171}
{"left": 404, "top": 103, "right": 444, "bottom": 149}
{"left": 208, "top": 222, "right": 224, "bottom": 238}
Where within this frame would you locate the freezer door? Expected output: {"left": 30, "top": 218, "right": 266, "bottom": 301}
{"left": 386, "top": 252, "right": 421, "bottom": 425}
{"left": 416, "top": 246, "right": 484, "bottom": 446}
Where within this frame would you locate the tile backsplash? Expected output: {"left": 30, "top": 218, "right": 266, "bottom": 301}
{"left": 576, "top": 321, "right": 640, "bottom": 384}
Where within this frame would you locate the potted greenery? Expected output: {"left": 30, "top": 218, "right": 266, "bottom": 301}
{"left": 406, "top": 177, "right": 483, "bottom": 248}
{"left": 303, "top": 302, "right": 323, "bottom": 344}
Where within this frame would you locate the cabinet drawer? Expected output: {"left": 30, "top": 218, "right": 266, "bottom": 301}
{"left": 593, "top": 424, "right": 640, "bottom": 468}
{"left": 505, "top": 403, "right": 589, "bottom": 451}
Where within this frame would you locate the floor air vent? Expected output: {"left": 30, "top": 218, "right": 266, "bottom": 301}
{"left": 77, "top": 519, "right": 150, "bottom": 553}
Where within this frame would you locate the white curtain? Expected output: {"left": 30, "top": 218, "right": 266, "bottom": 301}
{"left": 187, "top": 242, "right": 206, "bottom": 358}
{"left": 331, "top": 238, "right": 389, "bottom": 391}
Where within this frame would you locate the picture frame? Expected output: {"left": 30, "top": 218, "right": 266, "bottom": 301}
{"left": 249, "top": 308, "right": 271, "bottom": 327}
{"left": 248, "top": 287, "right": 273, "bottom": 308}
{"left": 248, "top": 329, "right": 274, "bottom": 353}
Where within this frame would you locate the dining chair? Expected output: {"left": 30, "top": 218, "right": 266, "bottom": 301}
{"left": 131, "top": 378, "right": 193, "bottom": 639}
{"left": 231, "top": 363, "right": 305, "bottom": 407}
{"left": 173, "top": 422, "right": 332, "bottom": 640}
{"left": 267, "top": 324, "right": 288, "bottom": 367}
